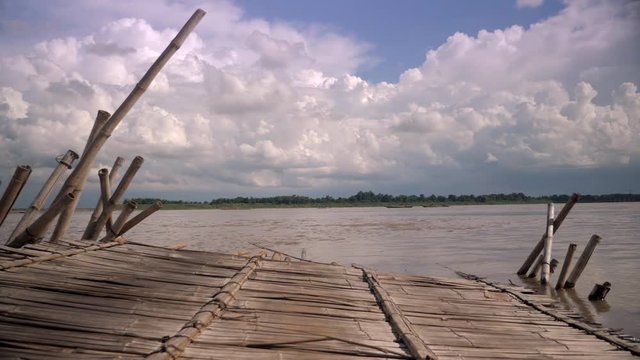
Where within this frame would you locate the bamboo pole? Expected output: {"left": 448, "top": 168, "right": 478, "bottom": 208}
{"left": 527, "top": 254, "right": 544, "bottom": 278}
{"left": 7, "top": 193, "right": 75, "bottom": 248}
{"left": 555, "top": 243, "right": 577, "bottom": 290}
{"left": 102, "top": 201, "right": 137, "bottom": 242}
{"left": 21, "top": 9, "right": 206, "bottom": 243}
{"left": 97, "top": 168, "right": 111, "bottom": 214}
{"left": 564, "top": 235, "right": 601, "bottom": 289}
{"left": 0, "top": 165, "right": 32, "bottom": 227}
{"left": 49, "top": 110, "right": 111, "bottom": 242}
{"left": 7, "top": 150, "right": 79, "bottom": 243}
{"left": 82, "top": 156, "right": 124, "bottom": 239}
{"left": 86, "top": 156, "right": 143, "bottom": 240}
{"left": 541, "top": 203, "right": 554, "bottom": 284}
{"left": 117, "top": 201, "right": 162, "bottom": 237}
{"left": 517, "top": 193, "right": 580, "bottom": 275}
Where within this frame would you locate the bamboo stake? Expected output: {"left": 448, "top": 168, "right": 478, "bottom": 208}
{"left": 7, "top": 150, "right": 79, "bottom": 243}
{"left": 541, "top": 203, "right": 554, "bottom": 284}
{"left": 22, "top": 9, "right": 206, "bottom": 243}
{"left": 102, "top": 200, "right": 137, "bottom": 242}
{"left": 97, "top": 168, "right": 111, "bottom": 215}
{"left": 50, "top": 110, "right": 111, "bottom": 242}
{"left": 517, "top": 193, "right": 580, "bottom": 275}
{"left": 0, "top": 165, "right": 32, "bottom": 228}
{"left": 87, "top": 156, "right": 143, "bottom": 240}
{"left": 555, "top": 243, "right": 577, "bottom": 290}
{"left": 7, "top": 193, "right": 75, "bottom": 248}
{"left": 527, "top": 254, "right": 544, "bottom": 278}
{"left": 564, "top": 235, "right": 601, "bottom": 289}
{"left": 117, "top": 201, "right": 162, "bottom": 237}
{"left": 82, "top": 156, "right": 124, "bottom": 239}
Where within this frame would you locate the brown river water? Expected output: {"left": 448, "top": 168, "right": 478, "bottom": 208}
{"left": 2, "top": 202, "right": 639, "bottom": 339}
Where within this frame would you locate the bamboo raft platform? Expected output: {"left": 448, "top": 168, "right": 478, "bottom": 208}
{"left": 0, "top": 240, "right": 638, "bottom": 359}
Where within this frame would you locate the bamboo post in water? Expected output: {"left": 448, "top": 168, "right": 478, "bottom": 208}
{"left": 7, "top": 150, "right": 79, "bottom": 243}
{"left": 82, "top": 156, "right": 124, "bottom": 239}
{"left": 86, "top": 156, "right": 144, "bottom": 240}
{"left": 21, "top": 9, "right": 206, "bottom": 243}
{"left": 564, "top": 235, "right": 601, "bottom": 289}
{"left": 117, "top": 201, "right": 162, "bottom": 237}
{"left": 49, "top": 110, "right": 111, "bottom": 242}
{"left": 528, "top": 254, "right": 544, "bottom": 278}
{"left": 0, "top": 165, "right": 32, "bottom": 228}
{"left": 7, "top": 193, "right": 75, "bottom": 248}
{"left": 541, "top": 203, "right": 554, "bottom": 284}
{"left": 102, "top": 201, "right": 137, "bottom": 242}
{"left": 555, "top": 243, "right": 577, "bottom": 290}
{"left": 517, "top": 193, "right": 580, "bottom": 275}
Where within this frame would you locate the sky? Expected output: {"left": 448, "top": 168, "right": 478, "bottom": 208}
{"left": 0, "top": 0, "right": 639, "bottom": 207}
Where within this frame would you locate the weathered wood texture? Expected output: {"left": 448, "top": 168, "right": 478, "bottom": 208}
{"left": 0, "top": 241, "right": 637, "bottom": 359}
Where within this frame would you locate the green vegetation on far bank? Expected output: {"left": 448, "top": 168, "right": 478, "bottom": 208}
{"left": 127, "top": 191, "right": 640, "bottom": 210}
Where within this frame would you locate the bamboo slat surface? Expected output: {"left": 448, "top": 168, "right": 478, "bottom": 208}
{"left": 0, "top": 241, "right": 637, "bottom": 359}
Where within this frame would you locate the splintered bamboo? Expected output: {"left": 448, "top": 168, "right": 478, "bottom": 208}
{"left": 517, "top": 193, "right": 580, "bottom": 275}
{"left": 556, "top": 243, "right": 577, "bottom": 290}
{"left": 82, "top": 157, "right": 124, "bottom": 240}
{"left": 7, "top": 150, "right": 79, "bottom": 243}
{"left": 7, "top": 193, "right": 75, "bottom": 248}
{"left": 102, "top": 201, "right": 137, "bottom": 242}
{"left": 86, "top": 156, "right": 143, "bottom": 240}
{"left": 541, "top": 203, "right": 554, "bottom": 284}
{"left": 0, "top": 165, "right": 32, "bottom": 228}
{"left": 49, "top": 110, "right": 111, "bottom": 242}
{"left": 564, "top": 235, "right": 601, "bottom": 289}
{"left": 21, "top": 9, "right": 206, "bottom": 243}
{"left": 117, "top": 201, "right": 162, "bottom": 237}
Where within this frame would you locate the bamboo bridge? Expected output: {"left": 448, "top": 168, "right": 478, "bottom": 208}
{"left": 0, "top": 239, "right": 637, "bottom": 359}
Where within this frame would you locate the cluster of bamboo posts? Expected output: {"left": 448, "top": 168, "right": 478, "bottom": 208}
{"left": 0, "top": 9, "right": 206, "bottom": 248}
{"left": 517, "top": 193, "right": 605, "bottom": 294}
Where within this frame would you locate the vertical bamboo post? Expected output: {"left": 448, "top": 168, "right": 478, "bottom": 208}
{"left": 555, "top": 243, "right": 577, "bottom": 289}
{"left": 517, "top": 193, "right": 580, "bottom": 275}
{"left": 20, "top": 9, "right": 206, "bottom": 243}
{"left": 6, "top": 193, "right": 76, "bottom": 248}
{"left": 527, "top": 254, "right": 544, "bottom": 278}
{"left": 0, "top": 165, "right": 32, "bottom": 227}
{"left": 87, "top": 156, "right": 144, "bottom": 240}
{"left": 102, "top": 201, "right": 137, "bottom": 242}
{"left": 82, "top": 156, "right": 124, "bottom": 239}
{"left": 541, "top": 203, "right": 554, "bottom": 284}
{"left": 7, "top": 150, "right": 79, "bottom": 243}
{"left": 97, "top": 168, "right": 111, "bottom": 212}
{"left": 564, "top": 235, "right": 601, "bottom": 289}
{"left": 49, "top": 110, "right": 111, "bottom": 242}
{"left": 118, "top": 201, "right": 163, "bottom": 236}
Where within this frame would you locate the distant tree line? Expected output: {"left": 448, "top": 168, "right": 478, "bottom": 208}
{"left": 127, "top": 191, "right": 640, "bottom": 207}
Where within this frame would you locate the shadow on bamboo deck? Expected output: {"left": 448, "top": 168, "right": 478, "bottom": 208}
{"left": 0, "top": 240, "right": 637, "bottom": 359}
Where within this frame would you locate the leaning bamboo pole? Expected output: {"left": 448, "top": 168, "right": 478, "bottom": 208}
{"left": 19, "top": 9, "right": 206, "bottom": 242}
{"left": 85, "top": 156, "right": 143, "bottom": 240}
{"left": 102, "top": 201, "right": 137, "bottom": 243}
{"left": 517, "top": 193, "right": 580, "bottom": 275}
{"left": 564, "top": 235, "right": 601, "bottom": 289}
{"left": 7, "top": 150, "right": 79, "bottom": 243}
{"left": 50, "top": 111, "right": 111, "bottom": 242}
{"left": 82, "top": 156, "right": 124, "bottom": 239}
{"left": 0, "top": 165, "right": 32, "bottom": 228}
{"left": 555, "top": 243, "right": 577, "bottom": 290}
{"left": 7, "top": 193, "right": 76, "bottom": 248}
{"left": 116, "top": 201, "right": 163, "bottom": 238}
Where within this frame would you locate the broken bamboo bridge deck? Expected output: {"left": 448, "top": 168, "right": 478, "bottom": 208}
{"left": 0, "top": 240, "right": 637, "bottom": 359}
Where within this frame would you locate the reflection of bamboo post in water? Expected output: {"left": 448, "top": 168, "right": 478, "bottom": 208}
{"left": 7, "top": 193, "right": 75, "bottom": 248}
{"left": 564, "top": 235, "right": 601, "bottom": 289}
{"left": 564, "top": 288, "right": 597, "bottom": 324}
{"left": 541, "top": 203, "right": 554, "bottom": 284}
{"left": 518, "top": 193, "right": 580, "bottom": 275}
{"left": 555, "top": 243, "right": 577, "bottom": 290}
{"left": 20, "top": 9, "right": 206, "bottom": 243}
{"left": 528, "top": 254, "right": 543, "bottom": 278}
{"left": 82, "top": 157, "right": 124, "bottom": 240}
{"left": 87, "top": 156, "right": 144, "bottom": 240}
{"left": 0, "top": 165, "right": 31, "bottom": 228}
{"left": 102, "top": 201, "right": 137, "bottom": 243}
{"left": 8, "top": 151, "right": 78, "bottom": 243}
{"left": 113, "top": 201, "right": 163, "bottom": 240}
{"left": 50, "top": 110, "right": 111, "bottom": 243}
